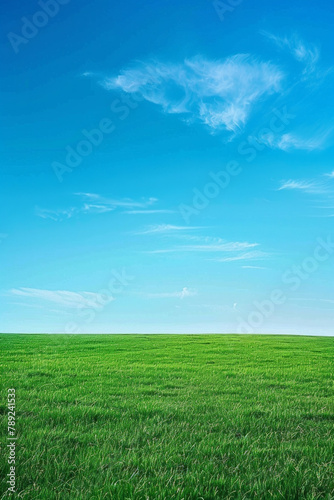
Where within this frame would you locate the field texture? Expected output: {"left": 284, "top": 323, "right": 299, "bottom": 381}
{"left": 1, "top": 334, "right": 334, "bottom": 499}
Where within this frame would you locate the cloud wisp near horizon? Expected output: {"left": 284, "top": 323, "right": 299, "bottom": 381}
{"left": 35, "top": 193, "right": 160, "bottom": 221}
{"left": 9, "top": 287, "right": 113, "bottom": 310}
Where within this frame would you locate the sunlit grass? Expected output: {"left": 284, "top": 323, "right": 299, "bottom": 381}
{"left": 1, "top": 334, "right": 333, "bottom": 499}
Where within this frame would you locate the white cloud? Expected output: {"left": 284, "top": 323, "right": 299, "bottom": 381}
{"left": 149, "top": 241, "right": 258, "bottom": 253}
{"left": 258, "top": 130, "right": 331, "bottom": 151}
{"left": 242, "top": 265, "right": 269, "bottom": 269}
{"left": 9, "top": 287, "right": 112, "bottom": 309}
{"left": 146, "top": 287, "right": 197, "bottom": 299}
{"left": 261, "top": 32, "right": 320, "bottom": 75}
{"left": 290, "top": 298, "right": 334, "bottom": 304}
{"left": 77, "top": 193, "right": 158, "bottom": 209}
{"left": 148, "top": 237, "right": 259, "bottom": 253}
{"left": 35, "top": 207, "right": 78, "bottom": 221}
{"left": 278, "top": 179, "right": 327, "bottom": 194}
{"left": 147, "top": 235, "right": 268, "bottom": 261}
{"left": 123, "top": 209, "right": 175, "bottom": 215}
{"left": 102, "top": 55, "right": 284, "bottom": 132}
{"left": 137, "top": 224, "right": 203, "bottom": 234}
{"left": 215, "top": 251, "right": 268, "bottom": 262}
{"left": 36, "top": 193, "right": 158, "bottom": 221}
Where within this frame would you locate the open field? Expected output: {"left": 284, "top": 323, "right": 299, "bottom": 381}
{"left": 1, "top": 334, "right": 334, "bottom": 499}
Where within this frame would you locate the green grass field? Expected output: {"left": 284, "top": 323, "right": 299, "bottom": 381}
{"left": 1, "top": 334, "right": 334, "bottom": 499}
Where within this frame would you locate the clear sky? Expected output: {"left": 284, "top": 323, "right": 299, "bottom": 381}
{"left": 1, "top": 0, "right": 334, "bottom": 334}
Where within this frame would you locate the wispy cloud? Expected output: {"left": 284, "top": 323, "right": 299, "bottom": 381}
{"left": 36, "top": 193, "right": 158, "bottom": 221}
{"left": 35, "top": 207, "right": 77, "bottom": 221}
{"left": 123, "top": 209, "right": 175, "bottom": 215}
{"left": 261, "top": 32, "right": 320, "bottom": 75}
{"left": 242, "top": 265, "right": 269, "bottom": 269}
{"left": 102, "top": 55, "right": 284, "bottom": 133}
{"left": 215, "top": 250, "right": 268, "bottom": 262}
{"left": 278, "top": 179, "right": 328, "bottom": 194}
{"left": 137, "top": 224, "right": 203, "bottom": 235}
{"left": 148, "top": 237, "right": 259, "bottom": 254}
{"left": 290, "top": 297, "right": 334, "bottom": 304}
{"left": 289, "top": 298, "right": 334, "bottom": 310}
{"left": 9, "top": 287, "right": 111, "bottom": 309}
{"left": 258, "top": 130, "right": 332, "bottom": 151}
{"left": 279, "top": 174, "right": 334, "bottom": 220}
{"left": 76, "top": 193, "right": 158, "bottom": 209}
{"left": 145, "top": 287, "right": 197, "bottom": 299}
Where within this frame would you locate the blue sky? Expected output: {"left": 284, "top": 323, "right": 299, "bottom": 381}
{"left": 1, "top": 0, "right": 334, "bottom": 334}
